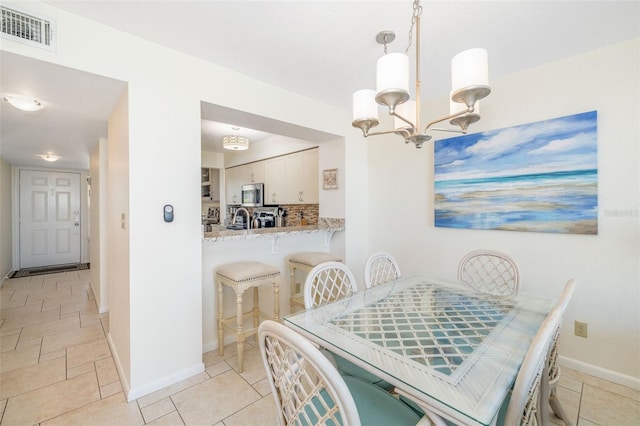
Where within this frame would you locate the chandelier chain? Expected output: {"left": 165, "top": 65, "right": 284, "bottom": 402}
{"left": 405, "top": 0, "right": 423, "bottom": 53}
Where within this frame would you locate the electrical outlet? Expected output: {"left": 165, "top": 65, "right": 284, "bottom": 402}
{"left": 575, "top": 321, "right": 588, "bottom": 338}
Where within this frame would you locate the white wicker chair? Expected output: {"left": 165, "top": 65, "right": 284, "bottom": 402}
{"left": 258, "top": 320, "right": 431, "bottom": 426}
{"left": 364, "top": 252, "right": 402, "bottom": 289}
{"left": 457, "top": 249, "right": 520, "bottom": 297}
{"left": 540, "top": 278, "right": 576, "bottom": 426}
{"left": 500, "top": 306, "right": 563, "bottom": 425}
{"left": 303, "top": 261, "right": 358, "bottom": 309}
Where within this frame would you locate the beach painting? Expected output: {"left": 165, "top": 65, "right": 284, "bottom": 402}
{"left": 434, "top": 111, "right": 598, "bottom": 234}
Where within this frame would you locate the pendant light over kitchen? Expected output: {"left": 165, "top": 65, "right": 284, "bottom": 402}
{"left": 223, "top": 127, "right": 249, "bottom": 151}
{"left": 351, "top": 0, "right": 491, "bottom": 148}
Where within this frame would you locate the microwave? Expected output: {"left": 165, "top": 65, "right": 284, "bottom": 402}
{"left": 241, "top": 183, "right": 264, "bottom": 207}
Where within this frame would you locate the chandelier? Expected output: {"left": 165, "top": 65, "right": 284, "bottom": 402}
{"left": 223, "top": 127, "right": 249, "bottom": 150}
{"left": 352, "top": 0, "right": 490, "bottom": 148}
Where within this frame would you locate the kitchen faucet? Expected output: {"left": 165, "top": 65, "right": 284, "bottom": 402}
{"left": 232, "top": 207, "right": 251, "bottom": 229}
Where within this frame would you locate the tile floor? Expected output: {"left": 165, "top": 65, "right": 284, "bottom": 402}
{"left": 1, "top": 270, "right": 639, "bottom": 425}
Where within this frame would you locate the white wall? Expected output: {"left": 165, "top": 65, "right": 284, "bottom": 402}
{"left": 1, "top": 1, "right": 363, "bottom": 400}
{"left": 368, "top": 39, "right": 640, "bottom": 386}
{"left": 89, "top": 139, "right": 109, "bottom": 313}
{"left": 0, "top": 158, "right": 12, "bottom": 280}
{"left": 106, "top": 91, "right": 132, "bottom": 393}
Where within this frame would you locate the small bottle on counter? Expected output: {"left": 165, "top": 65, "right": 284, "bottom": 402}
{"left": 300, "top": 212, "right": 308, "bottom": 226}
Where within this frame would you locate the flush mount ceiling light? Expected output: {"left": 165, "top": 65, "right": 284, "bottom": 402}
{"left": 223, "top": 127, "right": 249, "bottom": 151}
{"left": 352, "top": 0, "right": 490, "bottom": 148}
{"left": 3, "top": 94, "right": 44, "bottom": 112}
{"left": 39, "top": 154, "right": 60, "bottom": 162}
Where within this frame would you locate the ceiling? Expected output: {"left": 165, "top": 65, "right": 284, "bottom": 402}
{"left": 1, "top": 1, "right": 638, "bottom": 170}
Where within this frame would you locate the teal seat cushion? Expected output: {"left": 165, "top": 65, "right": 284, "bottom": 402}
{"left": 334, "top": 354, "right": 394, "bottom": 391}
{"left": 344, "top": 376, "right": 421, "bottom": 426}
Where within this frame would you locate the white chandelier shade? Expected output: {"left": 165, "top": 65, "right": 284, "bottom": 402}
{"left": 451, "top": 48, "right": 489, "bottom": 92}
{"left": 352, "top": 89, "right": 378, "bottom": 122}
{"left": 376, "top": 53, "right": 410, "bottom": 94}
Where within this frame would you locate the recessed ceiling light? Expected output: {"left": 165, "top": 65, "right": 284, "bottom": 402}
{"left": 39, "top": 154, "right": 60, "bottom": 162}
{"left": 3, "top": 94, "right": 44, "bottom": 112}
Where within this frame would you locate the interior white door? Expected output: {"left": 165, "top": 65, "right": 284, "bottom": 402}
{"left": 19, "top": 170, "right": 82, "bottom": 268}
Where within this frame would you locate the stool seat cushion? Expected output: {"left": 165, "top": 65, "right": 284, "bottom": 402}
{"left": 289, "top": 252, "right": 342, "bottom": 267}
{"left": 217, "top": 261, "right": 280, "bottom": 282}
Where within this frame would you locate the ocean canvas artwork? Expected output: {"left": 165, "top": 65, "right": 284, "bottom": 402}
{"left": 434, "top": 111, "right": 598, "bottom": 234}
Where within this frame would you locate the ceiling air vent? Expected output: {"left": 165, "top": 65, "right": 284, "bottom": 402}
{"left": 1, "top": 5, "right": 56, "bottom": 50}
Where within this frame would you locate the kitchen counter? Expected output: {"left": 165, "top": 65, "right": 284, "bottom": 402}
{"left": 202, "top": 217, "right": 345, "bottom": 243}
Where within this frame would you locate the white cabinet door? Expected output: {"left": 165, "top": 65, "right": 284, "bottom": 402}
{"left": 301, "top": 149, "right": 319, "bottom": 203}
{"left": 283, "top": 152, "right": 303, "bottom": 204}
{"left": 225, "top": 167, "right": 241, "bottom": 205}
{"left": 282, "top": 148, "right": 319, "bottom": 204}
{"left": 265, "top": 157, "right": 285, "bottom": 204}
{"left": 251, "top": 161, "right": 265, "bottom": 184}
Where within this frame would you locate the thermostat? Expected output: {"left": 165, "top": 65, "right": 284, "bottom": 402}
{"left": 164, "top": 204, "right": 174, "bottom": 222}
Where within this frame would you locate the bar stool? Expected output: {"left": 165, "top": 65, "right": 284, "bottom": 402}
{"left": 288, "top": 251, "right": 342, "bottom": 313}
{"left": 216, "top": 261, "right": 280, "bottom": 372}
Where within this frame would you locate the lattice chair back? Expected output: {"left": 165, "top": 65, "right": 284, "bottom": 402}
{"left": 457, "top": 250, "right": 520, "bottom": 297}
{"left": 503, "top": 307, "right": 562, "bottom": 426}
{"left": 258, "top": 320, "right": 360, "bottom": 426}
{"left": 543, "top": 279, "right": 576, "bottom": 425}
{"left": 364, "top": 252, "right": 402, "bottom": 289}
{"left": 303, "top": 261, "right": 358, "bottom": 309}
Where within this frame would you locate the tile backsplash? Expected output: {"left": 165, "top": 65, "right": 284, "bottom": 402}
{"left": 280, "top": 204, "right": 319, "bottom": 226}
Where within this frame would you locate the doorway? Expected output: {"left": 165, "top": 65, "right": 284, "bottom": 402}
{"left": 18, "top": 169, "right": 82, "bottom": 268}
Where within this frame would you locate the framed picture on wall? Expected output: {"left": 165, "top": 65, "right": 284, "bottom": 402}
{"left": 434, "top": 110, "right": 598, "bottom": 235}
{"left": 323, "top": 168, "right": 338, "bottom": 190}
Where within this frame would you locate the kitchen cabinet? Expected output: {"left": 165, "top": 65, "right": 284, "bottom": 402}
{"left": 225, "top": 166, "right": 241, "bottom": 205}
{"left": 265, "top": 156, "right": 285, "bottom": 204}
{"left": 266, "top": 148, "right": 319, "bottom": 204}
{"left": 228, "top": 147, "right": 319, "bottom": 206}
{"left": 201, "top": 168, "right": 220, "bottom": 202}
{"left": 238, "top": 162, "right": 265, "bottom": 185}
{"left": 300, "top": 149, "right": 319, "bottom": 203}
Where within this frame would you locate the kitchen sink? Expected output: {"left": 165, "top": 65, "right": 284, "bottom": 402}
{"left": 225, "top": 225, "right": 246, "bottom": 230}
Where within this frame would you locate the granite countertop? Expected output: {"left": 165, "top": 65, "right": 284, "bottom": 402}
{"left": 202, "top": 218, "right": 345, "bottom": 242}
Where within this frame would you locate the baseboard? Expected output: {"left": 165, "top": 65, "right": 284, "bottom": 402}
{"left": 559, "top": 355, "right": 640, "bottom": 390}
{"left": 108, "top": 332, "right": 205, "bottom": 402}
{"left": 127, "top": 362, "right": 205, "bottom": 402}
{"left": 0, "top": 270, "right": 15, "bottom": 287}
{"left": 203, "top": 341, "right": 217, "bottom": 353}
{"left": 106, "top": 332, "right": 131, "bottom": 399}
{"left": 87, "top": 284, "right": 109, "bottom": 314}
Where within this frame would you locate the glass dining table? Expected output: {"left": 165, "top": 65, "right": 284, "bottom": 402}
{"left": 284, "top": 274, "right": 555, "bottom": 426}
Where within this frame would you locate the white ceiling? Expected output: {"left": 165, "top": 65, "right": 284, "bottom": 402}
{"left": 1, "top": 1, "right": 639, "bottom": 170}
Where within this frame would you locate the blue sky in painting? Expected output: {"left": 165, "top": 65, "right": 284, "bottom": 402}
{"left": 434, "top": 111, "right": 598, "bottom": 181}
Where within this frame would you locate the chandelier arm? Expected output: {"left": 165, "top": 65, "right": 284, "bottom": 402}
{"left": 390, "top": 110, "right": 417, "bottom": 130}
{"left": 365, "top": 128, "right": 412, "bottom": 138}
{"left": 423, "top": 106, "right": 474, "bottom": 132}
{"left": 429, "top": 128, "right": 468, "bottom": 134}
